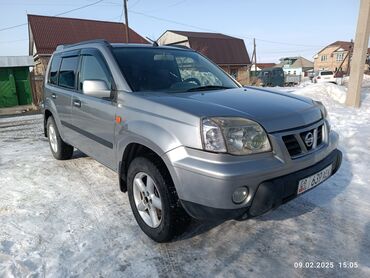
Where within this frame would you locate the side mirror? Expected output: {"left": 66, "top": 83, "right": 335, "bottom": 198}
{"left": 82, "top": 80, "right": 111, "bottom": 98}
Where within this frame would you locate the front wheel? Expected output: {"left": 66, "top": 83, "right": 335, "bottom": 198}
{"left": 127, "top": 157, "right": 189, "bottom": 242}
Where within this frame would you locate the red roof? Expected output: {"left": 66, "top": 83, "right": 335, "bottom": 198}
{"left": 318, "top": 41, "right": 353, "bottom": 54}
{"left": 28, "top": 14, "right": 148, "bottom": 55}
{"left": 330, "top": 41, "right": 353, "bottom": 52}
{"left": 168, "top": 30, "right": 250, "bottom": 65}
{"left": 256, "top": 63, "right": 276, "bottom": 69}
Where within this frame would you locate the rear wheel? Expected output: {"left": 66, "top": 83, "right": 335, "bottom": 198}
{"left": 47, "top": 117, "right": 74, "bottom": 160}
{"left": 127, "top": 156, "right": 189, "bottom": 242}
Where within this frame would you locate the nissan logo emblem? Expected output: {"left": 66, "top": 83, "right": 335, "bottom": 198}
{"left": 304, "top": 132, "right": 314, "bottom": 147}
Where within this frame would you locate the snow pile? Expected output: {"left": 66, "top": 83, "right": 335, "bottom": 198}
{"left": 342, "top": 73, "right": 370, "bottom": 88}
{"left": 293, "top": 82, "right": 347, "bottom": 104}
{"left": 361, "top": 74, "right": 370, "bottom": 87}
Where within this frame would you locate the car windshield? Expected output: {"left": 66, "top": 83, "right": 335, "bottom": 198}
{"left": 112, "top": 47, "right": 239, "bottom": 93}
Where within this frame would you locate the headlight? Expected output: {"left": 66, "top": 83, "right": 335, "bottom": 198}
{"left": 201, "top": 117, "right": 271, "bottom": 155}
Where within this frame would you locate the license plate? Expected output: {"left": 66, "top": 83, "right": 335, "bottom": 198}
{"left": 297, "top": 165, "right": 332, "bottom": 194}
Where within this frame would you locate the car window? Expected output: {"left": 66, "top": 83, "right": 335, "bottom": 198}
{"left": 48, "top": 56, "right": 61, "bottom": 85}
{"left": 79, "top": 55, "right": 111, "bottom": 92}
{"left": 58, "top": 56, "right": 79, "bottom": 89}
{"left": 112, "top": 47, "right": 238, "bottom": 93}
{"left": 321, "top": 71, "right": 334, "bottom": 76}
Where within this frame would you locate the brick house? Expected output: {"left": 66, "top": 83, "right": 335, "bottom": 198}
{"left": 313, "top": 41, "right": 353, "bottom": 73}
{"left": 27, "top": 14, "right": 148, "bottom": 104}
{"left": 157, "top": 30, "right": 250, "bottom": 84}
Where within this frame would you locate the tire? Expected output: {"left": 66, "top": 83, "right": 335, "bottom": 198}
{"left": 127, "top": 156, "right": 189, "bottom": 242}
{"left": 47, "top": 117, "right": 74, "bottom": 160}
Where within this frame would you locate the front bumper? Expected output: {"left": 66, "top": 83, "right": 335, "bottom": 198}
{"left": 164, "top": 126, "right": 340, "bottom": 220}
{"left": 181, "top": 149, "right": 342, "bottom": 220}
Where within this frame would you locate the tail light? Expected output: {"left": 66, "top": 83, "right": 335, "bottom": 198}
{"left": 317, "top": 76, "right": 321, "bottom": 79}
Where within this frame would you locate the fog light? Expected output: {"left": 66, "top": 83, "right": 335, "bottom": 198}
{"left": 232, "top": 186, "right": 249, "bottom": 204}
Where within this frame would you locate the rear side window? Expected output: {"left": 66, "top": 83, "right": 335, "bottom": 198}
{"left": 48, "top": 56, "right": 61, "bottom": 85}
{"left": 58, "top": 56, "right": 79, "bottom": 89}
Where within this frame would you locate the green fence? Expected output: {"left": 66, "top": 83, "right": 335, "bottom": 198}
{"left": 0, "top": 67, "right": 32, "bottom": 108}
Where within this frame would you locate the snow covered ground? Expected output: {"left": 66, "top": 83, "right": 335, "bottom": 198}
{"left": 0, "top": 83, "right": 370, "bottom": 277}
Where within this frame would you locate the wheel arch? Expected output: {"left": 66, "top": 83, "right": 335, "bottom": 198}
{"left": 118, "top": 142, "right": 177, "bottom": 193}
{"left": 44, "top": 109, "right": 53, "bottom": 137}
{"left": 43, "top": 99, "right": 65, "bottom": 140}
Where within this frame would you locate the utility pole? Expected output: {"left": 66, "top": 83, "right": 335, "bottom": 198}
{"left": 346, "top": 0, "right": 370, "bottom": 107}
{"left": 252, "top": 38, "right": 257, "bottom": 75}
{"left": 123, "top": 0, "right": 130, "bottom": 43}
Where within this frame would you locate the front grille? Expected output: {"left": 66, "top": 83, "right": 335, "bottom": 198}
{"left": 317, "top": 125, "right": 323, "bottom": 145}
{"left": 282, "top": 135, "right": 301, "bottom": 156}
{"left": 282, "top": 124, "right": 325, "bottom": 158}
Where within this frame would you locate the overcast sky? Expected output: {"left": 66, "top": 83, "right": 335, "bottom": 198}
{"left": 0, "top": 0, "right": 362, "bottom": 62}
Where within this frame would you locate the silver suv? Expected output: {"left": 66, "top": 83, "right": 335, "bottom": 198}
{"left": 43, "top": 40, "right": 342, "bottom": 242}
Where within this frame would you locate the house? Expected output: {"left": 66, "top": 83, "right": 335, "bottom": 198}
{"left": 313, "top": 41, "right": 353, "bottom": 73}
{"left": 27, "top": 14, "right": 148, "bottom": 103}
{"left": 157, "top": 30, "right": 250, "bottom": 84}
{"left": 276, "top": 56, "right": 313, "bottom": 77}
{"left": 0, "top": 56, "right": 34, "bottom": 108}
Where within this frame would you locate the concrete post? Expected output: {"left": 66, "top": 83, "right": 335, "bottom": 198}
{"left": 346, "top": 0, "right": 370, "bottom": 107}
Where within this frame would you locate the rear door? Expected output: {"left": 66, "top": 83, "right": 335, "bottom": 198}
{"left": 71, "top": 48, "right": 116, "bottom": 169}
{"left": 44, "top": 52, "right": 79, "bottom": 143}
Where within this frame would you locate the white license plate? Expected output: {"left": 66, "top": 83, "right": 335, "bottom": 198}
{"left": 297, "top": 165, "right": 332, "bottom": 194}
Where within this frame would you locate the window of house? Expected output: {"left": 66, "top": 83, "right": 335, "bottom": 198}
{"left": 336, "top": 52, "right": 345, "bottom": 62}
{"left": 48, "top": 56, "right": 61, "bottom": 85}
{"left": 320, "top": 55, "right": 328, "bottom": 62}
{"left": 79, "top": 55, "right": 111, "bottom": 92}
{"left": 58, "top": 56, "right": 79, "bottom": 89}
{"left": 230, "top": 68, "right": 238, "bottom": 79}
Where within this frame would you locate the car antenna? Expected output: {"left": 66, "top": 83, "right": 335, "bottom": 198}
{"left": 146, "top": 37, "right": 159, "bottom": 47}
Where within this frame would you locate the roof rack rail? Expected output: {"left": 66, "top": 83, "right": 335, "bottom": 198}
{"left": 56, "top": 39, "right": 111, "bottom": 51}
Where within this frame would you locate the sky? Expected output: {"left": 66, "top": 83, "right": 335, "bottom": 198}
{"left": 0, "top": 0, "right": 362, "bottom": 62}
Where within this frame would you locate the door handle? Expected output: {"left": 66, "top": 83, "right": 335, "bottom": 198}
{"left": 73, "top": 99, "right": 81, "bottom": 108}
{"left": 51, "top": 93, "right": 56, "bottom": 99}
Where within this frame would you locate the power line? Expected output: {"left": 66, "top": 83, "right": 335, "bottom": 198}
{"left": 255, "top": 38, "right": 323, "bottom": 48}
{"left": 266, "top": 48, "right": 318, "bottom": 54}
{"left": 0, "top": 0, "right": 104, "bottom": 32}
{"left": 0, "top": 1, "right": 326, "bottom": 55}
{"left": 0, "top": 39, "right": 28, "bottom": 44}
{"left": 129, "top": 9, "right": 325, "bottom": 49}
{"left": 129, "top": 10, "right": 216, "bottom": 33}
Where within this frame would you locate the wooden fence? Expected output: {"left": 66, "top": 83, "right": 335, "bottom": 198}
{"left": 30, "top": 72, "right": 44, "bottom": 107}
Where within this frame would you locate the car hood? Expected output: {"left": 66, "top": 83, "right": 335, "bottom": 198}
{"left": 141, "top": 87, "right": 322, "bottom": 133}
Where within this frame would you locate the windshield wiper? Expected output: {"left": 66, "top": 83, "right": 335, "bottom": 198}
{"left": 186, "top": 85, "right": 233, "bottom": 92}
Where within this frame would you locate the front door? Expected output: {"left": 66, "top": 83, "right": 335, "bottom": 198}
{"left": 71, "top": 49, "right": 116, "bottom": 170}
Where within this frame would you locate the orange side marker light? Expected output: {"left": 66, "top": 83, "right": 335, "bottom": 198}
{"left": 115, "top": 116, "right": 121, "bottom": 124}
